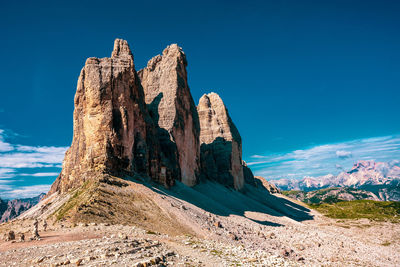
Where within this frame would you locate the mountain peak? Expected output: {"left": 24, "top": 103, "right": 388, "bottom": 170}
{"left": 111, "top": 38, "right": 133, "bottom": 59}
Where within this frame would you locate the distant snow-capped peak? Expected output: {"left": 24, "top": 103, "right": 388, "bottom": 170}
{"left": 269, "top": 160, "right": 400, "bottom": 191}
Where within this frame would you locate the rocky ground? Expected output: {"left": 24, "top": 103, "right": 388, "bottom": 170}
{"left": 0, "top": 190, "right": 399, "bottom": 266}
{"left": 0, "top": 222, "right": 294, "bottom": 266}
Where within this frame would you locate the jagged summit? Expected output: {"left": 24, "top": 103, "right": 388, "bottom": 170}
{"left": 111, "top": 38, "right": 133, "bottom": 58}
{"left": 162, "top": 43, "right": 185, "bottom": 57}
{"left": 198, "top": 92, "right": 241, "bottom": 144}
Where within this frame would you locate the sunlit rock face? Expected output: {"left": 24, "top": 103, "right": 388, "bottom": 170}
{"left": 50, "top": 39, "right": 174, "bottom": 194}
{"left": 49, "top": 39, "right": 256, "bottom": 195}
{"left": 138, "top": 44, "right": 201, "bottom": 187}
{"left": 197, "top": 93, "right": 245, "bottom": 190}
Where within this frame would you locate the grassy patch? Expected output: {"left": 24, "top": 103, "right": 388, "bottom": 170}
{"left": 281, "top": 190, "right": 303, "bottom": 196}
{"left": 210, "top": 249, "right": 223, "bottom": 256}
{"left": 310, "top": 200, "right": 400, "bottom": 222}
{"left": 146, "top": 230, "right": 158, "bottom": 235}
{"left": 54, "top": 180, "right": 92, "bottom": 221}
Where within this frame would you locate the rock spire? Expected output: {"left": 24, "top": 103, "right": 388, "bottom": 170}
{"left": 197, "top": 93, "right": 245, "bottom": 190}
{"left": 138, "top": 44, "right": 201, "bottom": 186}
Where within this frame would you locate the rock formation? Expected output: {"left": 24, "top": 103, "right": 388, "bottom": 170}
{"left": 49, "top": 38, "right": 256, "bottom": 195}
{"left": 254, "top": 176, "right": 281, "bottom": 194}
{"left": 197, "top": 93, "right": 244, "bottom": 190}
{"left": 0, "top": 193, "right": 45, "bottom": 223}
{"left": 50, "top": 39, "right": 175, "bottom": 194}
{"left": 138, "top": 44, "right": 201, "bottom": 186}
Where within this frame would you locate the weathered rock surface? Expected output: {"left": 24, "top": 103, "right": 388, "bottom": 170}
{"left": 254, "top": 176, "right": 281, "bottom": 194}
{"left": 50, "top": 39, "right": 174, "bottom": 194}
{"left": 138, "top": 44, "right": 201, "bottom": 186}
{"left": 242, "top": 161, "right": 257, "bottom": 186}
{"left": 197, "top": 93, "right": 244, "bottom": 190}
{"left": 49, "top": 38, "right": 256, "bottom": 195}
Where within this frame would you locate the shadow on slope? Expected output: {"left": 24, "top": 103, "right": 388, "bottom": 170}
{"left": 149, "top": 179, "right": 313, "bottom": 227}
{"left": 21, "top": 173, "right": 312, "bottom": 235}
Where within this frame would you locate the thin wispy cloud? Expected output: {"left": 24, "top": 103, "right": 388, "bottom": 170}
{"left": 2, "top": 184, "right": 52, "bottom": 199}
{"left": 19, "top": 172, "right": 60, "bottom": 177}
{"left": 0, "top": 129, "right": 67, "bottom": 199}
{"left": 336, "top": 150, "right": 352, "bottom": 159}
{"left": 0, "top": 130, "right": 13, "bottom": 152}
{"left": 247, "top": 134, "right": 400, "bottom": 180}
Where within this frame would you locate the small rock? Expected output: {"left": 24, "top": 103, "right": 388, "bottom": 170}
{"left": 6, "top": 231, "right": 15, "bottom": 241}
{"left": 34, "top": 256, "right": 46, "bottom": 263}
{"left": 71, "top": 258, "right": 83, "bottom": 266}
{"left": 214, "top": 221, "right": 222, "bottom": 228}
{"left": 118, "top": 232, "right": 128, "bottom": 239}
{"left": 85, "top": 256, "right": 96, "bottom": 261}
{"left": 228, "top": 233, "right": 238, "bottom": 241}
{"left": 281, "top": 248, "right": 294, "bottom": 257}
{"left": 268, "top": 232, "right": 276, "bottom": 239}
{"left": 297, "top": 256, "right": 305, "bottom": 261}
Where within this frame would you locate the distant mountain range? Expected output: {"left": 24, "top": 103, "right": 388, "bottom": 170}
{"left": 270, "top": 160, "right": 400, "bottom": 201}
{"left": 0, "top": 193, "right": 45, "bottom": 223}
{"left": 282, "top": 187, "right": 380, "bottom": 204}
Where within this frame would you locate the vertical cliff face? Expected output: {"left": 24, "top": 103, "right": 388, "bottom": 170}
{"left": 197, "top": 93, "right": 245, "bottom": 190}
{"left": 50, "top": 39, "right": 172, "bottom": 194}
{"left": 138, "top": 44, "right": 201, "bottom": 186}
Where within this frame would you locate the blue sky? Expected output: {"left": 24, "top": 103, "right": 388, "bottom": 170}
{"left": 0, "top": 0, "right": 399, "bottom": 198}
{"left": 249, "top": 135, "right": 400, "bottom": 179}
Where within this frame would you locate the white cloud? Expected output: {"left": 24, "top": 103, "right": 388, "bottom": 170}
{"left": 250, "top": 155, "right": 267, "bottom": 159}
{"left": 0, "top": 151, "right": 67, "bottom": 168}
{"left": 336, "top": 150, "right": 352, "bottom": 159}
{"left": 335, "top": 164, "right": 343, "bottom": 170}
{"left": 247, "top": 134, "right": 400, "bottom": 180}
{"left": 0, "top": 129, "right": 67, "bottom": 198}
{"left": 0, "top": 130, "right": 13, "bottom": 152}
{"left": 0, "top": 184, "right": 51, "bottom": 199}
{"left": 19, "top": 172, "right": 59, "bottom": 177}
{"left": 0, "top": 168, "right": 16, "bottom": 179}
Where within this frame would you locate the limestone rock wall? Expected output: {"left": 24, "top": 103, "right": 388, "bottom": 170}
{"left": 50, "top": 39, "right": 256, "bottom": 194}
{"left": 50, "top": 39, "right": 172, "bottom": 194}
{"left": 197, "top": 93, "right": 245, "bottom": 190}
{"left": 138, "top": 44, "right": 201, "bottom": 186}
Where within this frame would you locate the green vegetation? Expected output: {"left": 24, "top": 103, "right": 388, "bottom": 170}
{"left": 281, "top": 190, "right": 303, "bottom": 196}
{"left": 145, "top": 230, "right": 158, "bottom": 235}
{"left": 210, "top": 249, "right": 223, "bottom": 256}
{"left": 310, "top": 200, "right": 400, "bottom": 222}
{"left": 54, "top": 180, "right": 92, "bottom": 221}
{"left": 283, "top": 187, "right": 377, "bottom": 204}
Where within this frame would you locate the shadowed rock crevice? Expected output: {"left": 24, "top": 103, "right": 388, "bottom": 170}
{"left": 200, "top": 138, "right": 236, "bottom": 187}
